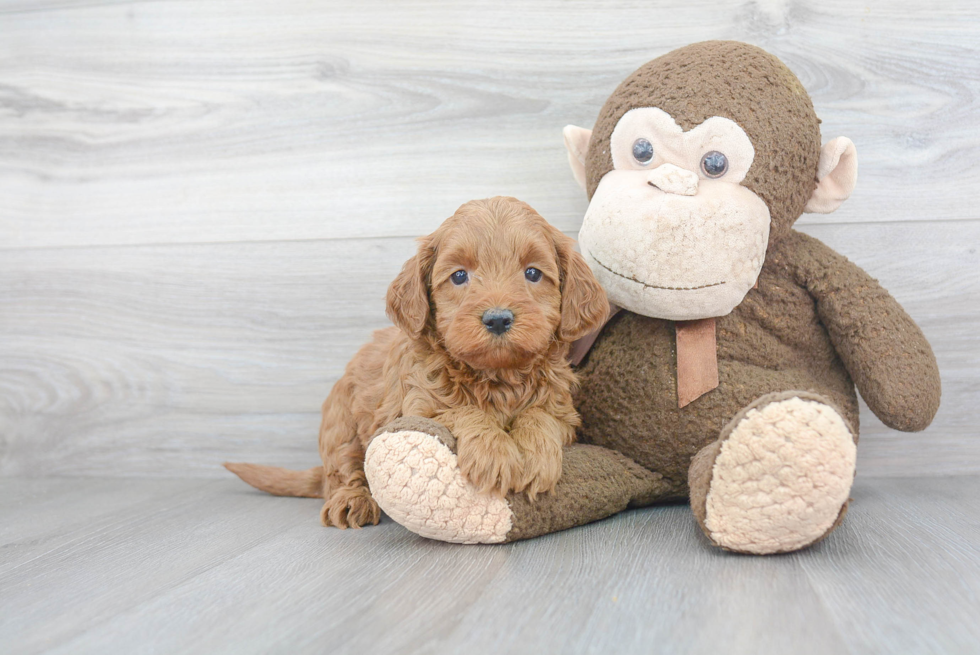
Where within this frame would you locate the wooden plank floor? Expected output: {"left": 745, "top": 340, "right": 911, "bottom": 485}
{"left": 1, "top": 475, "right": 978, "bottom": 654}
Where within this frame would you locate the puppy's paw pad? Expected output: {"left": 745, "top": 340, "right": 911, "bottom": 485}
{"left": 322, "top": 487, "right": 380, "bottom": 529}
{"left": 457, "top": 438, "right": 524, "bottom": 496}
{"left": 705, "top": 397, "right": 856, "bottom": 554}
{"left": 365, "top": 430, "right": 513, "bottom": 544}
{"left": 518, "top": 450, "right": 562, "bottom": 500}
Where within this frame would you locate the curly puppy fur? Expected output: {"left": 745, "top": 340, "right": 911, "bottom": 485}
{"left": 225, "top": 197, "right": 608, "bottom": 528}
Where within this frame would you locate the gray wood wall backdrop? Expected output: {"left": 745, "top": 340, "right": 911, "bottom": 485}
{"left": 1, "top": 0, "right": 978, "bottom": 479}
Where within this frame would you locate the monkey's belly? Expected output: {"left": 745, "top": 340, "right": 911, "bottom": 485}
{"left": 573, "top": 311, "right": 858, "bottom": 496}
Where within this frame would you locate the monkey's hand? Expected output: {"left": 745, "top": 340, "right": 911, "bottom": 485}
{"left": 437, "top": 407, "right": 524, "bottom": 497}
{"left": 798, "top": 232, "right": 941, "bottom": 431}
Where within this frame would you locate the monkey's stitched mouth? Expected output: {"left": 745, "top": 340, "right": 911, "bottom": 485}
{"left": 589, "top": 252, "right": 726, "bottom": 291}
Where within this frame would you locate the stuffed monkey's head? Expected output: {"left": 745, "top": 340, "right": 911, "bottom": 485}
{"left": 564, "top": 41, "right": 858, "bottom": 321}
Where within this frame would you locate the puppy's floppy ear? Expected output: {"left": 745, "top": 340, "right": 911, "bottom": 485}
{"left": 551, "top": 228, "right": 609, "bottom": 341}
{"left": 386, "top": 235, "right": 435, "bottom": 339}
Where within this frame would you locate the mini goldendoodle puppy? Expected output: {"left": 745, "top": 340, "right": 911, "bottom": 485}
{"left": 225, "top": 196, "right": 608, "bottom": 528}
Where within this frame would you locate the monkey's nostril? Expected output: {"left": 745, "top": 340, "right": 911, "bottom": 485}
{"left": 482, "top": 309, "right": 514, "bottom": 336}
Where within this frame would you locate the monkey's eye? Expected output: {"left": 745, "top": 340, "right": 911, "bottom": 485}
{"left": 450, "top": 270, "right": 468, "bottom": 285}
{"left": 701, "top": 151, "right": 729, "bottom": 178}
{"left": 632, "top": 138, "right": 654, "bottom": 165}
{"left": 524, "top": 267, "right": 542, "bottom": 283}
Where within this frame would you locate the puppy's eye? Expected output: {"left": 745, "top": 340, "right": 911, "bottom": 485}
{"left": 450, "top": 270, "right": 468, "bottom": 285}
{"left": 632, "top": 138, "right": 654, "bottom": 165}
{"left": 524, "top": 267, "right": 542, "bottom": 283}
{"left": 701, "top": 151, "right": 728, "bottom": 178}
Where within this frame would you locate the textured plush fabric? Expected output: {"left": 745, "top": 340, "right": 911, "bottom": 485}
{"left": 804, "top": 137, "right": 859, "bottom": 214}
{"left": 568, "top": 304, "right": 620, "bottom": 366}
{"left": 365, "top": 421, "right": 670, "bottom": 544}
{"left": 643, "top": 162, "right": 698, "bottom": 195}
{"left": 365, "top": 420, "right": 512, "bottom": 544}
{"left": 687, "top": 439, "right": 720, "bottom": 533}
{"left": 795, "top": 235, "right": 942, "bottom": 431}
{"left": 505, "top": 444, "right": 671, "bottom": 542}
{"left": 371, "top": 416, "right": 457, "bottom": 450}
{"left": 563, "top": 125, "right": 591, "bottom": 190}
{"left": 585, "top": 40, "right": 821, "bottom": 244}
{"left": 691, "top": 392, "right": 856, "bottom": 554}
{"left": 574, "top": 229, "right": 939, "bottom": 496}
{"left": 579, "top": 169, "right": 770, "bottom": 320}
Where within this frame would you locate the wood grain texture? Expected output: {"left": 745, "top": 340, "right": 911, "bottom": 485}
{"left": 1, "top": 220, "right": 976, "bottom": 478}
{"left": 0, "top": 0, "right": 978, "bottom": 250}
{"left": 0, "top": 479, "right": 315, "bottom": 653}
{"left": 2, "top": 4, "right": 977, "bottom": 653}
{"left": 802, "top": 477, "right": 980, "bottom": 654}
{"left": 1, "top": 1, "right": 978, "bottom": 477}
{"left": 0, "top": 475, "right": 976, "bottom": 654}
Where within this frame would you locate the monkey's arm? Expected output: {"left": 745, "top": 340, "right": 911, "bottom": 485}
{"left": 790, "top": 231, "right": 940, "bottom": 431}
{"left": 366, "top": 416, "right": 674, "bottom": 543}
{"left": 436, "top": 406, "right": 524, "bottom": 496}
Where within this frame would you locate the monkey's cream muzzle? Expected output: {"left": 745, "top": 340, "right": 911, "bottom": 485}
{"left": 576, "top": 107, "right": 771, "bottom": 321}
{"left": 579, "top": 171, "right": 769, "bottom": 321}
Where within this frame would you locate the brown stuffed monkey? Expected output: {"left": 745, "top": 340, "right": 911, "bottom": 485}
{"left": 364, "top": 41, "right": 941, "bottom": 554}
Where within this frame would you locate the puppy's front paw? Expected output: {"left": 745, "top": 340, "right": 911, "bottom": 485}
{"left": 321, "top": 485, "right": 381, "bottom": 529}
{"left": 517, "top": 444, "right": 562, "bottom": 501}
{"left": 457, "top": 434, "right": 524, "bottom": 497}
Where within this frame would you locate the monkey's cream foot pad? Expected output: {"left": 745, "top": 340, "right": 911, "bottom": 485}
{"left": 365, "top": 430, "right": 513, "bottom": 544}
{"left": 703, "top": 396, "right": 857, "bottom": 554}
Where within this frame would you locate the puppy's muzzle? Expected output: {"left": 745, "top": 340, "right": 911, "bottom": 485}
{"left": 482, "top": 308, "right": 514, "bottom": 336}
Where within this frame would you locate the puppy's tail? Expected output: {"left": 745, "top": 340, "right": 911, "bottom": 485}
{"left": 223, "top": 462, "right": 323, "bottom": 498}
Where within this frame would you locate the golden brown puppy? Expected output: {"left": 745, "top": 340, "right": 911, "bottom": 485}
{"left": 225, "top": 197, "right": 608, "bottom": 528}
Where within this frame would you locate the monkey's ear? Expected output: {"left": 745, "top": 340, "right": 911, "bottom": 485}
{"left": 804, "top": 137, "right": 858, "bottom": 214}
{"left": 552, "top": 229, "right": 609, "bottom": 341}
{"left": 563, "top": 125, "right": 592, "bottom": 191}
{"left": 386, "top": 238, "right": 435, "bottom": 339}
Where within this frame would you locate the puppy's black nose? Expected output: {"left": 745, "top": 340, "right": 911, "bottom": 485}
{"left": 482, "top": 308, "right": 514, "bottom": 336}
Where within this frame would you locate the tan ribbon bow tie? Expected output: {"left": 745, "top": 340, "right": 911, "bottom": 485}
{"left": 674, "top": 317, "right": 719, "bottom": 408}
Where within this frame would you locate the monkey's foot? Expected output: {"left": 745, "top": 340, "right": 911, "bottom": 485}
{"left": 364, "top": 418, "right": 513, "bottom": 544}
{"left": 689, "top": 392, "right": 856, "bottom": 555}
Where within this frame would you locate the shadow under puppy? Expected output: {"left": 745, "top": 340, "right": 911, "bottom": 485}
{"left": 226, "top": 196, "right": 608, "bottom": 528}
